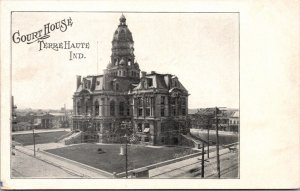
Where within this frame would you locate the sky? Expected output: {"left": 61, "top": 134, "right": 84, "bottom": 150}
{"left": 12, "top": 12, "right": 239, "bottom": 110}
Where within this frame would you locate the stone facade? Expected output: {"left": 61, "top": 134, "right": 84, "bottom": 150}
{"left": 72, "top": 15, "right": 189, "bottom": 145}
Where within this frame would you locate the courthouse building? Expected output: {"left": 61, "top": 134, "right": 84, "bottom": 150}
{"left": 72, "top": 15, "right": 189, "bottom": 145}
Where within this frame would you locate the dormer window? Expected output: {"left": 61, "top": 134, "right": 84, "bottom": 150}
{"left": 148, "top": 78, "right": 153, "bottom": 87}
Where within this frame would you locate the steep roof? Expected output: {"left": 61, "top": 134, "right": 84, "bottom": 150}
{"left": 133, "top": 72, "right": 188, "bottom": 94}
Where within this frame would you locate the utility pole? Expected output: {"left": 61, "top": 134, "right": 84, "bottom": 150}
{"left": 201, "top": 142, "right": 205, "bottom": 178}
{"left": 122, "top": 121, "right": 130, "bottom": 178}
{"left": 125, "top": 133, "right": 128, "bottom": 178}
{"left": 32, "top": 125, "right": 36, "bottom": 157}
{"left": 216, "top": 107, "right": 220, "bottom": 178}
{"left": 207, "top": 117, "right": 210, "bottom": 158}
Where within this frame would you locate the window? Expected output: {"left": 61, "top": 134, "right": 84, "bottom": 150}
{"left": 85, "top": 102, "right": 89, "bottom": 114}
{"left": 161, "top": 125, "right": 165, "bottom": 132}
{"left": 119, "top": 102, "right": 124, "bottom": 116}
{"left": 182, "top": 108, "right": 186, "bottom": 116}
{"left": 137, "top": 97, "right": 142, "bottom": 106}
{"left": 123, "top": 71, "right": 126, "bottom": 76}
{"left": 146, "top": 108, "right": 150, "bottom": 116}
{"left": 77, "top": 101, "right": 81, "bottom": 115}
{"left": 170, "top": 97, "right": 176, "bottom": 105}
{"left": 172, "top": 108, "right": 176, "bottom": 116}
{"left": 127, "top": 107, "right": 130, "bottom": 116}
{"left": 101, "top": 98, "right": 105, "bottom": 116}
{"left": 161, "top": 96, "right": 165, "bottom": 117}
{"left": 161, "top": 96, "right": 165, "bottom": 105}
{"left": 116, "top": 83, "right": 119, "bottom": 91}
{"left": 127, "top": 100, "right": 130, "bottom": 115}
{"left": 110, "top": 100, "right": 115, "bottom": 116}
{"left": 138, "top": 123, "right": 142, "bottom": 132}
{"left": 148, "top": 79, "right": 153, "bottom": 87}
{"left": 138, "top": 108, "right": 143, "bottom": 116}
{"left": 144, "top": 137, "right": 149, "bottom": 142}
{"left": 94, "top": 100, "right": 99, "bottom": 116}
{"left": 161, "top": 108, "right": 165, "bottom": 117}
{"left": 145, "top": 97, "right": 151, "bottom": 117}
{"left": 131, "top": 71, "right": 134, "bottom": 76}
{"left": 145, "top": 97, "right": 151, "bottom": 106}
{"left": 137, "top": 97, "right": 143, "bottom": 117}
{"left": 181, "top": 97, "right": 186, "bottom": 106}
{"left": 96, "top": 80, "right": 100, "bottom": 86}
{"left": 161, "top": 137, "right": 165, "bottom": 143}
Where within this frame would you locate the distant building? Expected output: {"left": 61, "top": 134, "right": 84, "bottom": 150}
{"left": 190, "top": 108, "right": 239, "bottom": 132}
{"left": 72, "top": 15, "right": 189, "bottom": 145}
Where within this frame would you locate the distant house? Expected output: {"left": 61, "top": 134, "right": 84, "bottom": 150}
{"left": 34, "top": 112, "right": 69, "bottom": 129}
{"left": 228, "top": 110, "right": 239, "bottom": 132}
{"left": 34, "top": 113, "right": 54, "bottom": 129}
{"left": 49, "top": 112, "right": 69, "bottom": 128}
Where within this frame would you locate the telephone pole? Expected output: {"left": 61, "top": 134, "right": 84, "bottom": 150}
{"left": 207, "top": 117, "right": 210, "bottom": 158}
{"left": 32, "top": 125, "right": 36, "bottom": 157}
{"left": 201, "top": 142, "right": 205, "bottom": 178}
{"left": 216, "top": 107, "right": 220, "bottom": 178}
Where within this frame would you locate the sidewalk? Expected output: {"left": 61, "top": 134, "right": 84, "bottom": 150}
{"left": 150, "top": 147, "right": 238, "bottom": 178}
{"left": 12, "top": 149, "right": 80, "bottom": 178}
{"left": 12, "top": 128, "right": 71, "bottom": 135}
{"left": 14, "top": 145, "right": 112, "bottom": 178}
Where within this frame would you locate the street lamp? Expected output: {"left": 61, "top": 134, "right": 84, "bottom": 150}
{"left": 120, "top": 121, "right": 132, "bottom": 178}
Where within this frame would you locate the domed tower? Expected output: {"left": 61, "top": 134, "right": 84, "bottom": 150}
{"left": 106, "top": 14, "right": 140, "bottom": 79}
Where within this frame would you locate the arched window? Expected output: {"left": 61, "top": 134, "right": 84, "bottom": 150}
{"left": 119, "top": 102, "right": 124, "bottom": 116}
{"left": 94, "top": 100, "right": 99, "bottom": 116}
{"left": 77, "top": 101, "right": 81, "bottom": 115}
{"left": 100, "top": 98, "right": 105, "bottom": 116}
{"left": 85, "top": 101, "right": 89, "bottom": 115}
{"left": 110, "top": 100, "right": 115, "bottom": 116}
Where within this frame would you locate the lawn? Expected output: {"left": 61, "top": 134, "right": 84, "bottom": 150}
{"left": 46, "top": 143, "right": 198, "bottom": 173}
{"left": 12, "top": 131, "right": 69, "bottom": 146}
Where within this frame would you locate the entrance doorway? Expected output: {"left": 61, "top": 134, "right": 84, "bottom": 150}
{"left": 173, "top": 137, "right": 179, "bottom": 145}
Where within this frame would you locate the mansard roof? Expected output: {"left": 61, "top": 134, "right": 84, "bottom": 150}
{"left": 132, "top": 72, "right": 188, "bottom": 94}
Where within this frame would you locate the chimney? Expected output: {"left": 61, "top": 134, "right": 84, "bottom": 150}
{"left": 76, "top": 75, "right": 81, "bottom": 89}
{"left": 141, "top": 71, "right": 146, "bottom": 77}
{"left": 151, "top": 71, "right": 156, "bottom": 74}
